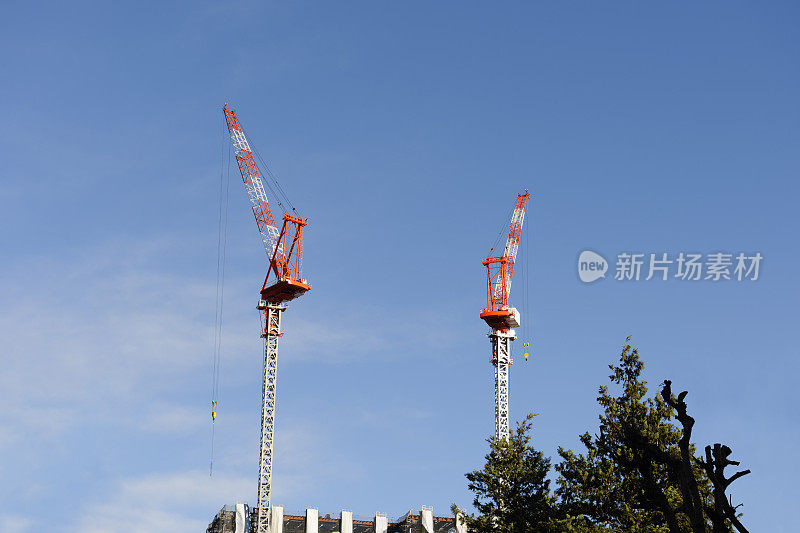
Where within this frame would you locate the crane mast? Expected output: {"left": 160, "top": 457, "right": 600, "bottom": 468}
{"left": 479, "top": 191, "right": 529, "bottom": 441}
{"left": 222, "top": 104, "right": 310, "bottom": 533}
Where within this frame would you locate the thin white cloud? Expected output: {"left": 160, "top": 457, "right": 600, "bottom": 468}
{"left": 0, "top": 236, "right": 254, "bottom": 426}
{"left": 71, "top": 417, "right": 366, "bottom": 533}
{"left": 73, "top": 470, "right": 251, "bottom": 533}
{"left": 279, "top": 304, "right": 455, "bottom": 365}
{"left": 140, "top": 402, "right": 208, "bottom": 434}
{"left": 0, "top": 514, "right": 33, "bottom": 533}
{"left": 0, "top": 235, "right": 448, "bottom": 527}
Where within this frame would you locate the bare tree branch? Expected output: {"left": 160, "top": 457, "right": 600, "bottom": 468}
{"left": 660, "top": 380, "right": 705, "bottom": 533}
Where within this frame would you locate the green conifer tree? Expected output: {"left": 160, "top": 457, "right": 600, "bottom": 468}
{"left": 456, "top": 414, "right": 555, "bottom": 533}
{"left": 555, "top": 339, "right": 714, "bottom": 532}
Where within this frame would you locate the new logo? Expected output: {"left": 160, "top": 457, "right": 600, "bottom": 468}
{"left": 578, "top": 250, "right": 608, "bottom": 283}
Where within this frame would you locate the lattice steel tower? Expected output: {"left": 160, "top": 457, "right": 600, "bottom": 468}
{"left": 223, "top": 105, "right": 310, "bottom": 533}
{"left": 479, "top": 192, "right": 529, "bottom": 441}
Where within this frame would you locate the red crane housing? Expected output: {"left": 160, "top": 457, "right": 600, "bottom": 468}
{"left": 480, "top": 191, "right": 529, "bottom": 331}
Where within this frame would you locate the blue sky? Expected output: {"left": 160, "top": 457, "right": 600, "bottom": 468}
{"left": 1, "top": 1, "right": 798, "bottom": 531}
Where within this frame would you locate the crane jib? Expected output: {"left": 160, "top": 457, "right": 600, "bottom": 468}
{"left": 493, "top": 193, "right": 529, "bottom": 306}
{"left": 222, "top": 104, "right": 308, "bottom": 297}
{"left": 223, "top": 106, "right": 280, "bottom": 256}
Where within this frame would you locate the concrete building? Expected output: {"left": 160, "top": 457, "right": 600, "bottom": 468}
{"left": 207, "top": 506, "right": 467, "bottom": 533}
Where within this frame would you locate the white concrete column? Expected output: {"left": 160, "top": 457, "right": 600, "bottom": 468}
{"left": 340, "top": 510, "right": 353, "bottom": 533}
{"left": 420, "top": 507, "right": 434, "bottom": 533}
{"left": 374, "top": 513, "right": 388, "bottom": 533}
{"left": 454, "top": 511, "right": 467, "bottom": 533}
{"left": 235, "top": 504, "right": 247, "bottom": 533}
{"left": 305, "top": 508, "right": 318, "bottom": 533}
{"left": 270, "top": 506, "right": 284, "bottom": 533}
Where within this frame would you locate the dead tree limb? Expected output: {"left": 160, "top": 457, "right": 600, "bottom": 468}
{"left": 700, "top": 443, "right": 751, "bottom": 533}
{"left": 661, "top": 380, "right": 706, "bottom": 533}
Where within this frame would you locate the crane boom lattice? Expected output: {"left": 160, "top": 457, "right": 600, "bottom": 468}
{"left": 256, "top": 303, "right": 283, "bottom": 533}
{"left": 222, "top": 106, "right": 280, "bottom": 257}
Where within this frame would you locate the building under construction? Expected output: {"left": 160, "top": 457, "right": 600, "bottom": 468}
{"left": 207, "top": 506, "right": 467, "bottom": 533}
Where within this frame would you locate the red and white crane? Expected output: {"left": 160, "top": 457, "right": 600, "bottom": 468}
{"left": 479, "top": 191, "right": 530, "bottom": 441}
{"left": 223, "top": 104, "right": 310, "bottom": 533}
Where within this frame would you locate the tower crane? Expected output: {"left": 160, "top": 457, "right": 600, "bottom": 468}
{"left": 479, "top": 191, "right": 530, "bottom": 441}
{"left": 222, "top": 104, "right": 310, "bottom": 533}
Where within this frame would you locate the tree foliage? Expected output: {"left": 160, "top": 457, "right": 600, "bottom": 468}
{"left": 555, "top": 339, "right": 716, "bottom": 532}
{"left": 458, "top": 338, "right": 750, "bottom": 533}
{"left": 456, "top": 414, "right": 555, "bottom": 533}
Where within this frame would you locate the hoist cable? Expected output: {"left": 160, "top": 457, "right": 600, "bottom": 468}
{"left": 488, "top": 204, "right": 514, "bottom": 257}
{"left": 522, "top": 215, "right": 530, "bottom": 346}
{"left": 210, "top": 115, "right": 232, "bottom": 477}
{"left": 215, "top": 143, "right": 231, "bottom": 402}
{"left": 253, "top": 143, "right": 298, "bottom": 216}
{"left": 225, "top": 105, "right": 298, "bottom": 217}
{"left": 243, "top": 128, "right": 300, "bottom": 218}
{"left": 251, "top": 135, "right": 298, "bottom": 214}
